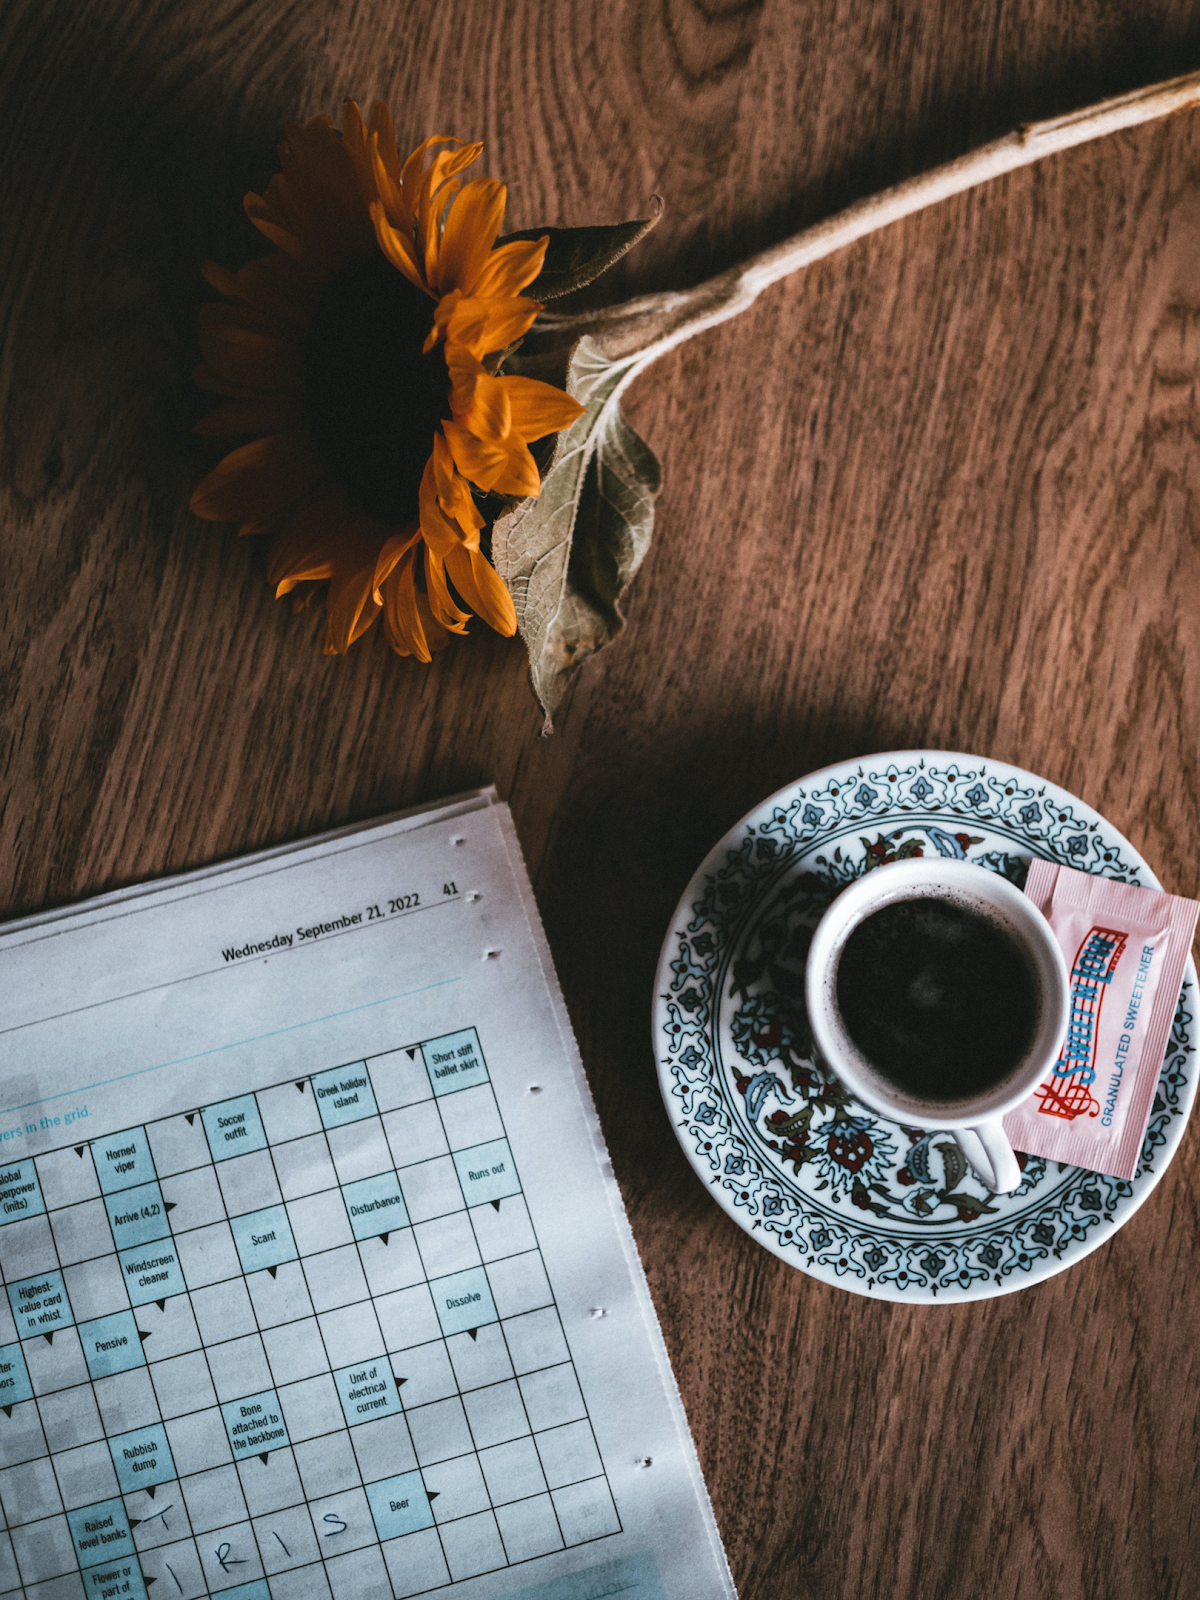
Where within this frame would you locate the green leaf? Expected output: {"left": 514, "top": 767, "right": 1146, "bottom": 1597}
{"left": 935, "top": 1141, "right": 968, "bottom": 1193}
{"left": 497, "top": 216, "right": 660, "bottom": 301}
{"left": 491, "top": 337, "right": 661, "bottom": 727}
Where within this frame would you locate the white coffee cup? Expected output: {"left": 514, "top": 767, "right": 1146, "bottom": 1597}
{"left": 804, "top": 859, "right": 1069, "bottom": 1193}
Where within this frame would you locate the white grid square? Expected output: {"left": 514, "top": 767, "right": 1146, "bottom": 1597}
{"left": 303, "top": 1245, "right": 369, "bottom": 1314}
{"left": 325, "top": 1121, "right": 393, "bottom": 1186}
{"left": 390, "top": 1340, "right": 456, "bottom": 1408}
{"left": 27, "top": 1576, "right": 86, "bottom": 1600}
{"left": 469, "top": 1194, "right": 537, "bottom": 1263}
{"left": 146, "top": 1112, "right": 211, "bottom": 1178}
{"left": 486, "top": 1251, "right": 551, "bottom": 1319}
{"left": 50, "top": 1439, "right": 119, "bottom": 1510}
{"left": 62, "top": 1254, "right": 127, "bottom": 1322}
{"left": 278, "top": 1374, "right": 344, "bottom": 1443}
{"left": 368, "top": 1047, "right": 433, "bottom": 1114}
{"left": 271, "top": 1133, "right": 338, "bottom": 1201}
{"left": 49, "top": 1198, "right": 112, "bottom": 1266}
{"left": 254, "top": 1501, "right": 322, "bottom": 1573}
{"left": 412, "top": 1212, "right": 479, "bottom": 1279}
{"left": 208, "top": 1333, "right": 271, "bottom": 1403}
{"left": 380, "top": 1527, "right": 448, "bottom": 1598}
{"left": 535, "top": 1421, "right": 603, "bottom": 1490}
{"left": 191, "top": 1279, "right": 257, "bottom": 1344}
{"left": 325, "top": 1541, "right": 391, "bottom": 1600}
{"left": 295, "top": 1430, "right": 362, "bottom": 1498}
{"left": 22, "top": 1327, "right": 88, "bottom": 1393}
{"left": 150, "top": 1350, "right": 219, "bottom": 1418}
{"left": 0, "top": 1458, "right": 63, "bottom": 1524}
{"left": 317, "top": 1301, "right": 384, "bottom": 1367}
{"left": 128, "top": 1491, "right": 191, "bottom": 1552}
{"left": 10, "top": 1515, "right": 76, "bottom": 1583}
{"left": 35, "top": 1146, "right": 100, "bottom": 1209}
{"left": 376, "top": 1283, "right": 441, "bottom": 1354}
{"left": 287, "top": 1189, "right": 352, "bottom": 1255}
{"left": 266, "top": 1561, "right": 332, "bottom": 1600}
{"left": 422, "top": 1451, "right": 489, "bottom": 1522}
{"left": 198, "top": 1517, "right": 264, "bottom": 1592}
{"left": 246, "top": 1259, "right": 314, "bottom": 1328}
{"left": 383, "top": 1103, "right": 447, "bottom": 1170}
{"left": 478, "top": 1436, "right": 548, "bottom": 1507}
{"left": 136, "top": 1535, "right": 206, "bottom": 1598}
{"left": 0, "top": 1398, "right": 46, "bottom": 1465}
{"left": 518, "top": 1363, "right": 586, "bottom": 1432}
{"left": 552, "top": 1476, "right": 620, "bottom": 1544}
{"left": 181, "top": 1465, "right": 244, "bottom": 1535}
{"left": 494, "top": 1492, "right": 564, "bottom": 1563}
{"left": 438, "top": 1509, "right": 506, "bottom": 1583}
{"left": 405, "top": 1397, "right": 474, "bottom": 1466}
{"left": 462, "top": 1380, "right": 529, "bottom": 1450}
{"left": 257, "top": 1082, "right": 323, "bottom": 1145}
{"left": 93, "top": 1367, "right": 159, "bottom": 1434}
{"left": 238, "top": 1447, "right": 305, "bottom": 1516}
{"left": 135, "top": 1292, "right": 202, "bottom": 1359}
{"left": 217, "top": 1149, "right": 282, "bottom": 1216}
{"left": 501, "top": 1308, "right": 570, "bottom": 1375}
{"left": 446, "top": 1322, "right": 513, "bottom": 1392}
{"left": 348, "top": 1411, "right": 417, "bottom": 1484}
{"left": 176, "top": 1221, "right": 241, "bottom": 1289}
{"left": 306, "top": 1485, "right": 375, "bottom": 1553}
{"left": 398, "top": 1157, "right": 462, "bottom": 1225}
{"left": 437, "top": 1085, "right": 503, "bottom": 1152}
{"left": 36, "top": 1382, "right": 104, "bottom": 1452}
{"left": 262, "top": 1316, "right": 329, "bottom": 1386}
{"left": 160, "top": 1165, "right": 226, "bottom": 1232}
{"left": 357, "top": 1229, "right": 425, "bottom": 1298}
{"left": 0, "top": 1216, "right": 57, "bottom": 1280}
{"left": 0, "top": 1529, "right": 16, "bottom": 1591}
{"left": 166, "top": 1406, "right": 231, "bottom": 1476}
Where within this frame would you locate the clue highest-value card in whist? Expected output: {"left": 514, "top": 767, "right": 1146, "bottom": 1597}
{"left": 0, "top": 791, "right": 735, "bottom": 1600}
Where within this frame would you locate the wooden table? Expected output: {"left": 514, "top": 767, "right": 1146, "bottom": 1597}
{"left": 4, "top": 3, "right": 1199, "bottom": 1595}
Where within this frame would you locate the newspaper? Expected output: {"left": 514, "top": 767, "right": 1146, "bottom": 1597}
{"left": 0, "top": 789, "right": 734, "bottom": 1600}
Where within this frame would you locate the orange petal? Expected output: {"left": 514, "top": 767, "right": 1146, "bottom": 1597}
{"left": 500, "top": 375, "right": 585, "bottom": 442}
{"left": 449, "top": 368, "right": 512, "bottom": 444}
{"left": 380, "top": 550, "right": 432, "bottom": 661}
{"left": 372, "top": 529, "right": 421, "bottom": 602}
{"left": 440, "top": 419, "right": 512, "bottom": 495}
{"left": 443, "top": 294, "right": 540, "bottom": 360}
{"left": 267, "top": 491, "right": 354, "bottom": 592}
{"left": 486, "top": 436, "right": 541, "bottom": 498}
{"left": 369, "top": 199, "right": 428, "bottom": 294}
{"left": 202, "top": 255, "right": 318, "bottom": 325}
{"left": 444, "top": 545, "right": 516, "bottom": 636}
{"left": 470, "top": 237, "right": 548, "bottom": 300}
{"left": 368, "top": 104, "right": 405, "bottom": 210}
{"left": 324, "top": 561, "right": 382, "bottom": 654}
{"left": 243, "top": 194, "right": 304, "bottom": 259}
{"left": 197, "top": 319, "right": 304, "bottom": 393}
{"left": 190, "top": 432, "right": 323, "bottom": 524}
{"left": 436, "top": 179, "right": 507, "bottom": 296}
{"left": 193, "top": 394, "right": 305, "bottom": 436}
{"left": 424, "top": 549, "right": 471, "bottom": 632}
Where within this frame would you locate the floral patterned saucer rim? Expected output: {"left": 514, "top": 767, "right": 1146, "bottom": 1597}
{"left": 652, "top": 750, "right": 1197, "bottom": 1304}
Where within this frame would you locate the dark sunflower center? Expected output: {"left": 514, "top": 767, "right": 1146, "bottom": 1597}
{"left": 303, "top": 252, "right": 450, "bottom": 525}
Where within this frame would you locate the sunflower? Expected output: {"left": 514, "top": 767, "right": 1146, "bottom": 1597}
{"left": 190, "top": 103, "right": 583, "bottom": 660}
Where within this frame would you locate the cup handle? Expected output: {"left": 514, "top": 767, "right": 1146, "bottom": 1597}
{"left": 952, "top": 1120, "right": 1021, "bottom": 1194}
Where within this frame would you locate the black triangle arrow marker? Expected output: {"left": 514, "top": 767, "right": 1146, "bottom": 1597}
{"left": 395, "top": 1376, "right": 407, "bottom": 1387}
{"left": 2, "top": 1405, "right": 12, "bottom": 1418}
{"left": 427, "top": 1491, "right": 439, "bottom": 1502}
{"left": 127, "top": 1518, "right": 141, "bottom": 1529}
{"left": 139, "top": 1330, "right": 152, "bottom": 1342}
{"left": 164, "top": 1202, "right": 177, "bottom": 1214}
{"left": 490, "top": 1200, "right": 501, "bottom": 1212}
{"left": 155, "top": 1300, "right": 166, "bottom": 1312}
{"left": 145, "top": 1485, "right": 156, "bottom": 1499}
{"left": 378, "top": 1233, "right": 389, "bottom": 1246}
{"left": 467, "top": 1328, "right": 478, "bottom": 1341}
{"left": 74, "top": 1146, "right": 86, "bottom": 1158}
{"left": 296, "top": 1081, "right": 306, "bottom": 1093}
{"left": 144, "top": 1577, "right": 157, "bottom": 1588}
{"left": 267, "top": 1266, "right": 278, "bottom": 1279}
{"left": 406, "top": 1048, "right": 417, "bottom": 1060}
{"left": 259, "top": 1453, "right": 270, "bottom": 1465}
{"left": 43, "top": 1332, "right": 54, "bottom": 1345}
{"left": 185, "top": 1113, "right": 195, "bottom": 1126}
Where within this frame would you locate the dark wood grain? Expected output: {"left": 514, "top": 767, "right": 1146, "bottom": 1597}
{"left": 4, "top": 3, "right": 1200, "bottom": 1596}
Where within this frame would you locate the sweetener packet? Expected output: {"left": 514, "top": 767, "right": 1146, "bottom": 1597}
{"left": 1003, "top": 860, "right": 1199, "bottom": 1180}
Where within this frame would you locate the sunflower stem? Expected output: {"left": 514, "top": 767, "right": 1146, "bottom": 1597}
{"left": 534, "top": 68, "right": 1200, "bottom": 373}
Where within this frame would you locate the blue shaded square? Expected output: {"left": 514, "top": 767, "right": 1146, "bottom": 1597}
{"left": 109, "top": 1422, "right": 175, "bottom": 1494}
{"left": 312, "top": 1063, "right": 378, "bottom": 1128}
{"left": 333, "top": 1358, "right": 404, "bottom": 1427}
{"left": 117, "top": 1237, "right": 188, "bottom": 1307}
{"left": 0, "top": 1159, "right": 45, "bottom": 1224}
{"left": 80, "top": 1553, "right": 147, "bottom": 1600}
{"left": 428, "top": 1266, "right": 498, "bottom": 1338}
{"left": 105, "top": 1181, "right": 171, "bottom": 1251}
{"left": 8, "top": 1269, "right": 73, "bottom": 1336}
{"left": 229, "top": 1205, "right": 297, "bottom": 1274}
{"left": 67, "top": 1500, "right": 135, "bottom": 1567}
{"left": 342, "top": 1173, "right": 409, "bottom": 1241}
{"left": 221, "top": 1389, "right": 290, "bottom": 1459}
{"left": 422, "top": 1029, "right": 489, "bottom": 1096}
{"left": 452, "top": 1140, "right": 521, "bottom": 1207}
{"left": 202, "top": 1095, "right": 268, "bottom": 1161}
{"left": 366, "top": 1470, "right": 435, "bottom": 1539}
{"left": 0, "top": 1341, "right": 33, "bottom": 1406}
{"left": 79, "top": 1310, "right": 146, "bottom": 1378}
{"left": 220, "top": 1586, "right": 272, "bottom": 1600}
{"left": 93, "top": 1129, "right": 157, "bottom": 1194}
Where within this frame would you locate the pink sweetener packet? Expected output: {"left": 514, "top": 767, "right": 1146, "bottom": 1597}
{"left": 1002, "top": 860, "right": 1199, "bottom": 1180}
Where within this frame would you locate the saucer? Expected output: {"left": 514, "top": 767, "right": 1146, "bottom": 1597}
{"left": 652, "top": 751, "right": 1197, "bottom": 1303}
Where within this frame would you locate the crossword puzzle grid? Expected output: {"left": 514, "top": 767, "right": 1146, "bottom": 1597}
{"left": 0, "top": 1027, "right": 620, "bottom": 1600}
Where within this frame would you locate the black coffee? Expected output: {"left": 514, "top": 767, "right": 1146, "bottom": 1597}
{"left": 835, "top": 895, "right": 1039, "bottom": 1103}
